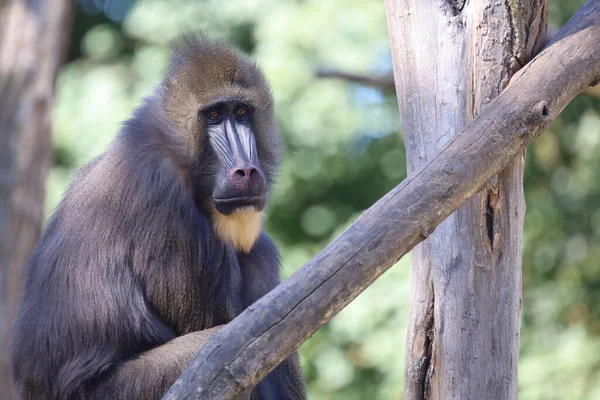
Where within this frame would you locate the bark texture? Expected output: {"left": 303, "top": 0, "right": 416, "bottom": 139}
{"left": 385, "top": 1, "right": 547, "bottom": 399}
{"left": 163, "top": 2, "right": 600, "bottom": 398}
{"left": 0, "top": 0, "right": 72, "bottom": 397}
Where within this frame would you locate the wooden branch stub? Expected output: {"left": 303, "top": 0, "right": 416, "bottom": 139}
{"left": 315, "top": 68, "right": 395, "bottom": 91}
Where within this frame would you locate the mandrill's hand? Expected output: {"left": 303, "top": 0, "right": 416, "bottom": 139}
{"left": 160, "top": 326, "right": 255, "bottom": 400}
{"left": 123, "top": 325, "right": 225, "bottom": 376}
{"left": 158, "top": 325, "right": 225, "bottom": 362}
{"left": 185, "top": 326, "right": 224, "bottom": 348}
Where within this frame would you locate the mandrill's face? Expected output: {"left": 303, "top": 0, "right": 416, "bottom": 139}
{"left": 161, "top": 38, "right": 280, "bottom": 252}
{"left": 200, "top": 100, "right": 268, "bottom": 215}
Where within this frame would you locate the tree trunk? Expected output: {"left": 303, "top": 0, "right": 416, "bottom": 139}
{"left": 385, "top": 1, "right": 547, "bottom": 399}
{"left": 0, "top": 0, "right": 72, "bottom": 397}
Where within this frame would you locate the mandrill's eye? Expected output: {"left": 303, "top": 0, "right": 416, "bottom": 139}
{"left": 234, "top": 106, "right": 250, "bottom": 122}
{"left": 205, "top": 108, "right": 222, "bottom": 124}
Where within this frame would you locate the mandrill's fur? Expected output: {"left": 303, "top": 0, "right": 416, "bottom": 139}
{"left": 11, "top": 36, "right": 306, "bottom": 400}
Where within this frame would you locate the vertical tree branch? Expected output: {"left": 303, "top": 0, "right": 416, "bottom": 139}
{"left": 385, "top": 0, "right": 547, "bottom": 399}
{"left": 0, "top": 0, "right": 73, "bottom": 397}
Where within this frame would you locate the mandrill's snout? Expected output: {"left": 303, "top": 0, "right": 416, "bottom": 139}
{"left": 213, "top": 164, "right": 268, "bottom": 215}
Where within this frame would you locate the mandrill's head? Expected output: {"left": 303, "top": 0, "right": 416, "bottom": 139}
{"left": 159, "top": 36, "right": 280, "bottom": 253}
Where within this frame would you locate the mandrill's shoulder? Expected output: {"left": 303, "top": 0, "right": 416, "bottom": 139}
{"left": 55, "top": 127, "right": 193, "bottom": 233}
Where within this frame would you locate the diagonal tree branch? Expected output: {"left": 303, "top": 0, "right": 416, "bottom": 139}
{"left": 163, "top": 1, "right": 600, "bottom": 399}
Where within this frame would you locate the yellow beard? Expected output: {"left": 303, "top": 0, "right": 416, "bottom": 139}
{"left": 211, "top": 209, "right": 263, "bottom": 253}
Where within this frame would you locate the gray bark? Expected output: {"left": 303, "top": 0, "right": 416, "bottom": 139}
{"left": 0, "top": 0, "right": 72, "bottom": 397}
{"left": 162, "top": 1, "right": 600, "bottom": 398}
{"left": 384, "top": 1, "right": 547, "bottom": 399}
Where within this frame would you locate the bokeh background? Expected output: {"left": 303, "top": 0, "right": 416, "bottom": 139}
{"left": 47, "top": 0, "right": 599, "bottom": 399}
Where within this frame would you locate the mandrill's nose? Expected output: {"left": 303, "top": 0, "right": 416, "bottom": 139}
{"left": 233, "top": 167, "right": 258, "bottom": 182}
{"left": 229, "top": 165, "right": 266, "bottom": 194}
{"left": 213, "top": 164, "right": 268, "bottom": 214}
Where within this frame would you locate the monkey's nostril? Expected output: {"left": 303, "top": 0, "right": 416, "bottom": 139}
{"left": 233, "top": 168, "right": 258, "bottom": 181}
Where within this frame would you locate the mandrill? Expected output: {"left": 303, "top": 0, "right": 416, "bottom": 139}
{"left": 11, "top": 36, "right": 306, "bottom": 400}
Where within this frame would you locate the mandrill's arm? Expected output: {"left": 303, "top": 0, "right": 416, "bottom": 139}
{"left": 85, "top": 327, "right": 224, "bottom": 400}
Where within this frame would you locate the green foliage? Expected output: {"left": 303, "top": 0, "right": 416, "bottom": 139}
{"left": 50, "top": 0, "right": 600, "bottom": 398}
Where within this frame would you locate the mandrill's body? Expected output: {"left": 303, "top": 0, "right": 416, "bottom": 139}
{"left": 11, "top": 37, "right": 306, "bottom": 400}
